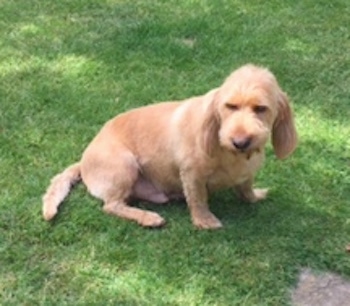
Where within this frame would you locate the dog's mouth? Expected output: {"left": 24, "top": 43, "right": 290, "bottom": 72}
{"left": 219, "top": 131, "right": 267, "bottom": 158}
{"left": 229, "top": 136, "right": 264, "bottom": 158}
{"left": 229, "top": 133, "right": 268, "bottom": 158}
{"left": 232, "top": 147, "right": 261, "bottom": 159}
{"left": 245, "top": 148, "right": 261, "bottom": 159}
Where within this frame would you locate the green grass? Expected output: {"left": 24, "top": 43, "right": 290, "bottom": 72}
{"left": 1, "top": 0, "right": 350, "bottom": 305}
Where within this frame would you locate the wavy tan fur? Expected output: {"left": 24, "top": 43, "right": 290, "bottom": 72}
{"left": 42, "top": 64, "right": 297, "bottom": 229}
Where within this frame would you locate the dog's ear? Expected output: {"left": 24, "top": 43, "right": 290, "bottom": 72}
{"left": 272, "top": 91, "right": 298, "bottom": 159}
{"left": 201, "top": 93, "right": 220, "bottom": 156}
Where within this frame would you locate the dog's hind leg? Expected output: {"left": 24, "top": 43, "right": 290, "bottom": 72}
{"left": 83, "top": 150, "right": 166, "bottom": 228}
{"left": 103, "top": 201, "right": 165, "bottom": 227}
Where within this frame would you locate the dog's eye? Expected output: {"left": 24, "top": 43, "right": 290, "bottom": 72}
{"left": 253, "top": 105, "right": 268, "bottom": 114}
{"left": 225, "top": 103, "right": 239, "bottom": 111}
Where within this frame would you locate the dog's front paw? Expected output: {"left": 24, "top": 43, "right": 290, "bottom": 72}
{"left": 251, "top": 188, "right": 268, "bottom": 202}
{"left": 192, "top": 210, "right": 223, "bottom": 230}
{"left": 238, "top": 188, "right": 269, "bottom": 203}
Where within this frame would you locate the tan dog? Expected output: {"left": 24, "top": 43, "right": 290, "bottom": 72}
{"left": 43, "top": 64, "right": 297, "bottom": 229}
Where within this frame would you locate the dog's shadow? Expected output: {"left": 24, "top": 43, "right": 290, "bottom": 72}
{"left": 132, "top": 189, "right": 262, "bottom": 228}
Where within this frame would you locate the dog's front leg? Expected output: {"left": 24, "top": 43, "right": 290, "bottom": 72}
{"left": 180, "top": 170, "right": 222, "bottom": 229}
{"left": 235, "top": 178, "right": 268, "bottom": 203}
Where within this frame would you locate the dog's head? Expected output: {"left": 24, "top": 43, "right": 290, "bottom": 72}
{"left": 202, "top": 64, "right": 297, "bottom": 159}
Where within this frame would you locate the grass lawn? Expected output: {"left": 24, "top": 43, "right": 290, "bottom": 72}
{"left": 1, "top": 0, "right": 350, "bottom": 304}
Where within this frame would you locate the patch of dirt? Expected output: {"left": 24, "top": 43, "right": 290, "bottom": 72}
{"left": 292, "top": 268, "right": 350, "bottom": 306}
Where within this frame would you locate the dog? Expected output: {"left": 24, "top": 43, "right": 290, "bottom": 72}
{"left": 42, "top": 64, "right": 297, "bottom": 229}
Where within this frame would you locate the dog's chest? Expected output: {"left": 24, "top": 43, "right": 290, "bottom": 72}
{"left": 207, "top": 152, "right": 264, "bottom": 190}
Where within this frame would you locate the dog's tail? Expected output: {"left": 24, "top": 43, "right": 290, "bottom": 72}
{"left": 42, "top": 162, "right": 81, "bottom": 221}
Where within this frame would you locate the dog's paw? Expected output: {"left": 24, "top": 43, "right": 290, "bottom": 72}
{"left": 140, "top": 212, "right": 166, "bottom": 228}
{"left": 252, "top": 188, "right": 268, "bottom": 202}
{"left": 42, "top": 206, "right": 57, "bottom": 221}
{"left": 192, "top": 211, "right": 223, "bottom": 230}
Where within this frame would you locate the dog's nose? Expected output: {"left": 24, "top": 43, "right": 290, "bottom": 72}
{"left": 232, "top": 137, "right": 252, "bottom": 151}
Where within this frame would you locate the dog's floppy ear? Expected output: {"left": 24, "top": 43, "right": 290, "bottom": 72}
{"left": 272, "top": 91, "right": 298, "bottom": 159}
{"left": 201, "top": 92, "right": 220, "bottom": 156}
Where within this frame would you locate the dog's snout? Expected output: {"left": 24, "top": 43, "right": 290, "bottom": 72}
{"left": 232, "top": 137, "right": 252, "bottom": 151}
